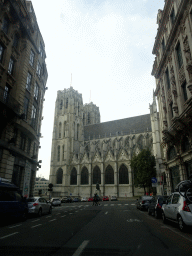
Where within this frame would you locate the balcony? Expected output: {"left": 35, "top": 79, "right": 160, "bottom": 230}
{"left": 0, "top": 86, "right": 20, "bottom": 115}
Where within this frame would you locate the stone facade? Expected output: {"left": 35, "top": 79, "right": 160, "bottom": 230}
{"left": 152, "top": 0, "right": 192, "bottom": 195}
{"left": 0, "top": 0, "right": 48, "bottom": 197}
{"left": 49, "top": 87, "right": 157, "bottom": 198}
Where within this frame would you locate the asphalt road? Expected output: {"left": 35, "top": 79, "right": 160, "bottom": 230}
{"left": 0, "top": 200, "right": 192, "bottom": 255}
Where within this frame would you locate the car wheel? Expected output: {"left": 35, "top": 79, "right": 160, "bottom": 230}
{"left": 38, "top": 208, "right": 42, "bottom": 217}
{"left": 148, "top": 208, "right": 151, "bottom": 215}
{"left": 178, "top": 215, "right": 186, "bottom": 232}
{"left": 162, "top": 211, "right": 167, "bottom": 224}
{"left": 155, "top": 210, "right": 159, "bottom": 219}
{"left": 49, "top": 207, "right": 52, "bottom": 214}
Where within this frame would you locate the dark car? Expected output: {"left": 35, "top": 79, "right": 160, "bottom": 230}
{"left": 136, "top": 196, "right": 153, "bottom": 210}
{"left": 0, "top": 178, "right": 28, "bottom": 222}
{"left": 73, "top": 197, "right": 80, "bottom": 202}
{"left": 61, "top": 197, "right": 72, "bottom": 203}
{"left": 148, "top": 195, "right": 168, "bottom": 218}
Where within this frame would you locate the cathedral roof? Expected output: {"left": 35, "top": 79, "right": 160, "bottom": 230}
{"left": 84, "top": 114, "right": 151, "bottom": 140}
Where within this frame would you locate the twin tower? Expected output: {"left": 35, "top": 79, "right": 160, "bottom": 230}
{"left": 49, "top": 87, "right": 100, "bottom": 196}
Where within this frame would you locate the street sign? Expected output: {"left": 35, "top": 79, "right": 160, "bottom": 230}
{"left": 151, "top": 177, "right": 157, "bottom": 183}
{"left": 70, "top": 193, "right": 72, "bottom": 196}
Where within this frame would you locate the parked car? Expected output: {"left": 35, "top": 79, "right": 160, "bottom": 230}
{"left": 88, "top": 197, "right": 93, "bottom": 202}
{"left": 136, "top": 196, "right": 153, "bottom": 210}
{"left": 27, "top": 197, "right": 52, "bottom": 216}
{"left": 148, "top": 195, "right": 168, "bottom": 218}
{"left": 162, "top": 192, "right": 192, "bottom": 231}
{"left": 73, "top": 197, "right": 80, "bottom": 202}
{"left": 111, "top": 196, "right": 117, "bottom": 201}
{"left": 61, "top": 197, "right": 72, "bottom": 203}
{"left": 81, "top": 197, "right": 88, "bottom": 202}
{"left": 103, "top": 196, "right": 109, "bottom": 201}
{"left": 0, "top": 178, "right": 28, "bottom": 222}
{"left": 51, "top": 198, "right": 61, "bottom": 206}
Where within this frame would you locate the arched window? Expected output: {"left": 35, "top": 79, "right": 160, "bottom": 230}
{"left": 182, "top": 136, "right": 190, "bottom": 153}
{"left": 81, "top": 167, "right": 88, "bottom": 184}
{"left": 56, "top": 168, "right": 63, "bottom": 184}
{"left": 62, "top": 145, "right": 64, "bottom": 160}
{"left": 88, "top": 113, "right": 90, "bottom": 124}
{"left": 93, "top": 166, "right": 101, "bottom": 184}
{"left": 60, "top": 100, "right": 63, "bottom": 109}
{"left": 57, "top": 145, "right": 60, "bottom": 161}
{"left": 168, "top": 146, "right": 176, "bottom": 161}
{"left": 70, "top": 168, "right": 77, "bottom": 185}
{"left": 66, "top": 98, "right": 68, "bottom": 108}
{"left": 105, "top": 165, "right": 114, "bottom": 184}
{"left": 59, "top": 122, "right": 62, "bottom": 138}
{"left": 137, "top": 136, "right": 143, "bottom": 150}
{"left": 119, "top": 164, "right": 129, "bottom": 184}
{"left": 77, "top": 124, "right": 79, "bottom": 140}
{"left": 83, "top": 113, "right": 85, "bottom": 125}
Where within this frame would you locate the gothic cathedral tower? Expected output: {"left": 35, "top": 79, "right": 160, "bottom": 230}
{"left": 49, "top": 87, "right": 84, "bottom": 196}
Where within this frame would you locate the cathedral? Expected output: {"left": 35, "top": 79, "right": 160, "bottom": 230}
{"left": 49, "top": 86, "right": 164, "bottom": 198}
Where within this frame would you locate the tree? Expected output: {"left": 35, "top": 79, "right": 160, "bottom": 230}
{"left": 130, "top": 148, "right": 156, "bottom": 195}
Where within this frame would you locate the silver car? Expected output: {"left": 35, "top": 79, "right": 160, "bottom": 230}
{"left": 51, "top": 198, "right": 61, "bottom": 206}
{"left": 162, "top": 192, "right": 192, "bottom": 231}
{"left": 27, "top": 197, "right": 52, "bottom": 216}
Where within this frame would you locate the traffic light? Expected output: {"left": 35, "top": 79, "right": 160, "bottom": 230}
{"left": 48, "top": 188, "right": 53, "bottom": 191}
{"left": 48, "top": 183, "right": 53, "bottom": 189}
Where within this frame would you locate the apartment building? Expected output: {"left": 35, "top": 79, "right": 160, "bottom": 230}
{"left": 0, "top": 0, "right": 48, "bottom": 197}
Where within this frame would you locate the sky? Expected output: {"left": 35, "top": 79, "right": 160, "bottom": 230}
{"left": 31, "top": 0, "right": 165, "bottom": 179}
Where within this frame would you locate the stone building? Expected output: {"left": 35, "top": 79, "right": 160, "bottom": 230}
{"left": 0, "top": 0, "right": 48, "bottom": 197}
{"left": 49, "top": 86, "right": 158, "bottom": 198}
{"left": 34, "top": 177, "right": 49, "bottom": 196}
{"left": 152, "top": 0, "right": 192, "bottom": 195}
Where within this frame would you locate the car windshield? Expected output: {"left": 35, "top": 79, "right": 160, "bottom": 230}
{"left": 142, "top": 196, "right": 152, "bottom": 200}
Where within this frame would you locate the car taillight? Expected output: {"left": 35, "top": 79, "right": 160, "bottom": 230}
{"left": 142, "top": 201, "right": 144, "bottom": 204}
{"left": 157, "top": 203, "right": 161, "bottom": 209}
{"left": 182, "top": 201, "right": 191, "bottom": 212}
{"left": 33, "top": 203, "right": 38, "bottom": 206}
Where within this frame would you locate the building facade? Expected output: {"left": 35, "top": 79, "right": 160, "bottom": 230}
{"left": 0, "top": 0, "right": 48, "bottom": 197}
{"left": 152, "top": 0, "right": 192, "bottom": 195}
{"left": 34, "top": 177, "right": 49, "bottom": 196}
{"left": 49, "top": 87, "right": 160, "bottom": 198}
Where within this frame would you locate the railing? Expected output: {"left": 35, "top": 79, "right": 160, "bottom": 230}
{"left": 0, "top": 86, "right": 20, "bottom": 115}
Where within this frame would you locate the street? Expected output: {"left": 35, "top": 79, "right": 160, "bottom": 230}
{"left": 0, "top": 200, "right": 192, "bottom": 256}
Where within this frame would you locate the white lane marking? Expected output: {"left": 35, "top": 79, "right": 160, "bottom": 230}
{"left": 69, "top": 213, "right": 73, "bottom": 215}
{"left": 161, "top": 226, "right": 192, "bottom": 242}
{"left": 56, "top": 213, "right": 61, "bottom": 215}
{"left": 0, "top": 232, "right": 19, "bottom": 239}
{"left": 9, "top": 224, "right": 22, "bottom": 229}
{"left": 31, "top": 224, "right": 42, "bottom": 228}
{"left": 46, "top": 215, "right": 52, "bottom": 218}
{"left": 125, "top": 204, "right": 129, "bottom": 205}
{"left": 127, "top": 219, "right": 143, "bottom": 222}
{"left": 111, "top": 204, "right": 114, "bottom": 206}
{"left": 31, "top": 219, "right": 40, "bottom": 222}
{"left": 104, "top": 204, "right": 108, "bottom": 206}
{"left": 65, "top": 211, "right": 68, "bottom": 213}
{"left": 131, "top": 204, "right": 135, "bottom": 205}
{"left": 118, "top": 204, "right": 122, "bottom": 206}
{"left": 105, "top": 212, "right": 108, "bottom": 215}
{"left": 49, "top": 219, "right": 57, "bottom": 222}
{"left": 72, "top": 240, "right": 90, "bottom": 256}
{"left": 61, "top": 215, "right": 66, "bottom": 218}
{"left": 75, "top": 211, "right": 78, "bottom": 212}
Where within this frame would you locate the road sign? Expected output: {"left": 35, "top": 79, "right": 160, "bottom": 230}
{"left": 151, "top": 177, "right": 157, "bottom": 183}
{"left": 70, "top": 193, "right": 72, "bottom": 196}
